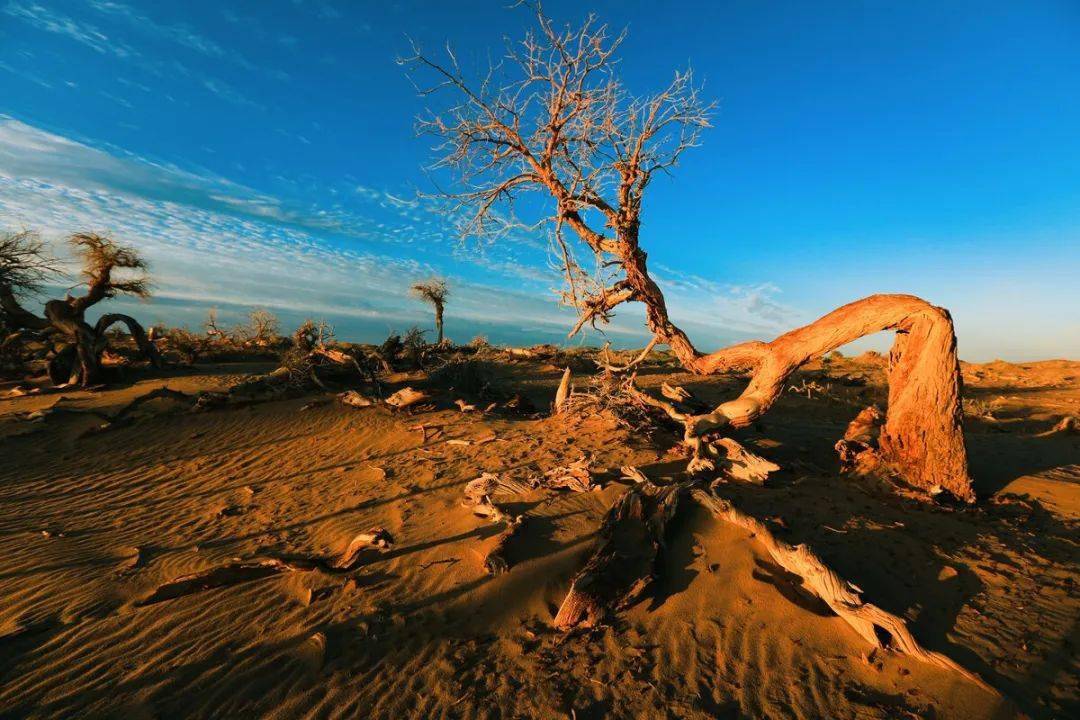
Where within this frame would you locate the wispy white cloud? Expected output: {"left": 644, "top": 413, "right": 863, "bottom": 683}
{"left": 0, "top": 59, "right": 55, "bottom": 89}
{"left": 0, "top": 117, "right": 588, "bottom": 342}
{"left": 3, "top": 1, "right": 135, "bottom": 57}
{"left": 87, "top": 0, "right": 258, "bottom": 71}
{"left": 0, "top": 117, "right": 796, "bottom": 348}
{"left": 201, "top": 78, "right": 264, "bottom": 110}
{"left": 653, "top": 264, "right": 804, "bottom": 335}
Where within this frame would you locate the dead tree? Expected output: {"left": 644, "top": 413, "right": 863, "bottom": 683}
{"left": 411, "top": 278, "right": 449, "bottom": 344}
{"left": 401, "top": 7, "right": 973, "bottom": 502}
{"left": 0, "top": 230, "right": 59, "bottom": 375}
{"left": 398, "top": 8, "right": 997, "bottom": 693}
{"left": 0, "top": 232, "right": 161, "bottom": 386}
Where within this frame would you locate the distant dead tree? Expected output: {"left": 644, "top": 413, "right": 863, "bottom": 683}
{"left": 0, "top": 230, "right": 60, "bottom": 373}
{"left": 401, "top": 5, "right": 973, "bottom": 503}
{"left": 0, "top": 231, "right": 161, "bottom": 386}
{"left": 236, "top": 307, "right": 281, "bottom": 347}
{"left": 411, "top": 278, "right": 449, "bottom": 344}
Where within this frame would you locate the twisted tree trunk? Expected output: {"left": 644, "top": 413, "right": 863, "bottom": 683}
{"left": 674, "top": 295, "right": 972, "bottom": 501}
{"left": 603, "top": 227, "right": 973, "bottom": 499}
{"left": 1, "top": 286, "right": 161, "bottom": 387}
{"left": 435, "top": 303, "right": 444, "bottom": 344}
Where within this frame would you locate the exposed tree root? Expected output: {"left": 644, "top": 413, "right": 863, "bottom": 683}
{"left": 101, "top": 386, "right": 195, "bottom": 430}
{"left": 691, "top": 488, "right": 998, "bottom": 695}
{"left": 333, "top": 528, "right": 395, "bottom": 570}
{"left": 1036, "top": 415, "right": 1078, "bottom": 437}
{"left": 554, "top": 479, "right": 684, "bottom": 630}
{"left": 461, "top": 472, "right": 531, "bottom": 573}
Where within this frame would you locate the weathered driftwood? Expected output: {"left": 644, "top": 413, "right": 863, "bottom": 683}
{"left": 138, "top": 528, "right": 396, "bottom": 605}
{"left": 461, "top": 472, "right": 530, "bottom": 573}
{"left": 692, "top": 489, "right": 996, "bottom": 695}
{"left": 534, "top": 456, "right": 598, "bottom": 493}
{"left": 554, "top": 482, "right": 684, "bottom": 630}
{"left": 463, "top": 472, "right": 501, "bottom": 506}
{"left": 1036, "top": 415, "right": 1078, "bottom": 437}
{"left": 463, "top": 473, "right": 532, "bottom": 505}
{"left": 333, "top": 528, "right": 394, "bottom": 570}
{"left": 384, "top": 387, "right": 430, "bottom": 410}
{"left": 553, "top": 367, "right": 571, "bottom": 414}
{"left": 661, "top": 382, "right": 692, "bottom": 404}
{"left": 338, "top": 390, "right": 374, "bottom": 408}
{"left": 709, "top": 438, "right": 780, "bottom": 484}
{"left": 835, "top": 405, "right": 886, "bottom": 477}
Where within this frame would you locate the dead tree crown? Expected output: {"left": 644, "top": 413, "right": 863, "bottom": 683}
{"left": 401, "top": 5, "right": 973, "bottom": 501}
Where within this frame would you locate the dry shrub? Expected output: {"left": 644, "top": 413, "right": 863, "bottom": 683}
{"left": 962, "top": 397, "right": 998, "bottom": 419}
{"left": 161, "top": 327, "right": 207, "bottom": 365}
{"left": 428, "top": 357, "right": 501, "bottom": 399}
{"left": 234, "top": 308, "right": 281, "bottom": 346}
{"left": 561, "top": 372, "right": 664, "bottom": 434}
{"left": 402, "top": 326, "right": 428, "bottom": 367}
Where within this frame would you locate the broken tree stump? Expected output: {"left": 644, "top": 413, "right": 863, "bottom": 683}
{"left": 554, "top": 481, "right": 684, "bottom": 630}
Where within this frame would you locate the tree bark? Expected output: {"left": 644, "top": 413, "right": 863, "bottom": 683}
{"left": 435, "top": 303, "right": 444, "bottom": 344}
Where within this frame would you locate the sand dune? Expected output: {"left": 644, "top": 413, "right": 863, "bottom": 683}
{"left": 1, "top": 357, "right": 1076, "bottom": 718}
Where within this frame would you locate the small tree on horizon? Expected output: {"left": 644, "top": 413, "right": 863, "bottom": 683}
{"left": 410, "top": 278, "right": 449, "bottom": 344}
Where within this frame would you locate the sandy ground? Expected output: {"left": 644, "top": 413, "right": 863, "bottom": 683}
{"left": 0, "top": 355, "right": 1076, "bottom": 719}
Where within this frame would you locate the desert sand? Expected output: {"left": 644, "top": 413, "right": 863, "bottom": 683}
{"left": 0, "top": 352, "right": 1077, "bottom": 719}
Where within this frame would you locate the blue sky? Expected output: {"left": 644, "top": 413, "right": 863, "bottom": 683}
{"left": 1, "top": 0, "right": 1077, "bottom": 360}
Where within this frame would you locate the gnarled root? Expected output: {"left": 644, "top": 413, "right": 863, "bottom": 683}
{"left": 554, "top": 481, "right": 685, "bottom": 630}
{"left": 691, "top": 488, "right": 997, "bottom": 695}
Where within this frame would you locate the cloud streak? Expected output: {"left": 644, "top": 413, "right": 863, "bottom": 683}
{"left": 0, "top": 116, "right": 796, "bottom": 349}
{"left": 3, "top": 1, "right": 136, "bottom": 57}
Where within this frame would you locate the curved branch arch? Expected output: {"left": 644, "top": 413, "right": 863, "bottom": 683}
{"left": 682, "top": 294, "right": 972, "bottom": 502}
